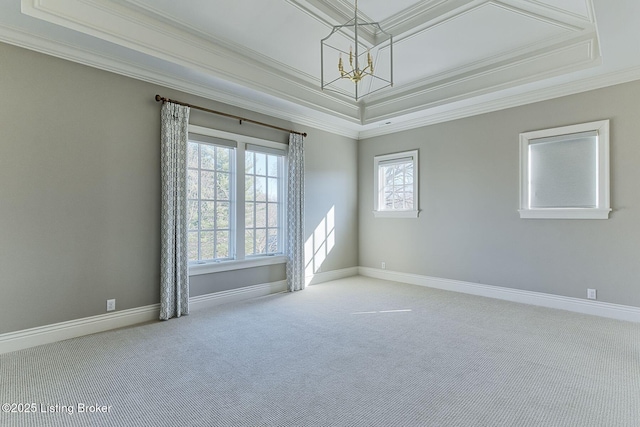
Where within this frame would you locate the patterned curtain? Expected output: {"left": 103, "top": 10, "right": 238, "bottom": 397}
{"left": 286, "top": 133, "right": 305, "bottom": 292}
{"left": 160, "top": 102, "right": 190, "bottom": 320}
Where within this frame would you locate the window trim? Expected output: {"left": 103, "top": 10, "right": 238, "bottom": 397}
{"left": 187, "top": 125, "right": 288, "bottom": 274}
{"left": 373, "top": 150, "right": 420, "bottom": 218}
{"left": 518, "top": 120, "right": 611, "bottom": 219}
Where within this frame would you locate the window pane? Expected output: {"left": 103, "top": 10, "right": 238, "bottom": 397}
{"left": 201, "top": 171, "right": 215, "bottom": 200}
{"left": 216, "top": 172, "right": 230, "bottom": 201}
{"left": 201, "top": 231, "right": 214, "bottom": 260}
{"left": 245, "top": 151, "right": 254, "bottom": 175}
{"left": 187, "top": 170, "right": 199, "bottom": 200}
{"left": 255, "top": 152, "right": 267, "bottom": 176}
{"left": 245, "top": 203, "right": 255, "bottom": 228}
{"left": 245, "top": 176, "right": 255, "bottom": 201}
{"left": 216, "top": 231, "right": 229, "bottom": 259}
{"left": 268, "top": 203, "right": 278, "bottom": 227}
{"left": 405, "top": 198, "right": 413, "bottom": 210}
{"left": 267, "top": 155, "right": 278, "bottom": 177}
{"left": 217, "top": 202, "right": 230, "bottom": 229}
{"left": 377, "top": 155, "right": 416, "bottom": 213}
{"left": 245, "top": 229, "right": 255, "bottom": 255}
{"left": 255, "top": 177, "right": 267, "bottom": 202}
{"left": 201, "top": 145, "right": 216, "bottom": 170}
{"left": 255, "top": 229, "right": 267, "bottom": 254}
{"left": 187, "top": 201, "right": 199, "bottom": 230}
{"left": 200, "top": 201, "right": 215, "bottom": 230}
{"left": 216, "top": 147, "right": 230, "bottom": 172}
{"left": 529, "top": 136, "right": 597, "bottom": 208}
{"left": 267, "top": 229, "right": 278, "bottom": 253}
{"left": 188, "top": 142, "right": 198, "bottom": 168}
{"left": 255, "top": 202, "right": 267, "bottom": 228}
{"left": 267, "top": 178, "right": 278, "bottom": 202}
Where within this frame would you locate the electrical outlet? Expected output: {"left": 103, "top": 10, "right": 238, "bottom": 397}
{"left": 381, "top": 262, "right": 386, "bottom": 270}
{"left": 587, "top": 289, "right": 597, "bottom": 300}
{"left": 106, "top": 299, "right": 116, "bottom": 312}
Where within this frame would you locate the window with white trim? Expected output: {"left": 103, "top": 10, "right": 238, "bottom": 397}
{"left": 245, "top": 146, "right": 285, "bottom": 256}
{"left": 373, "top": 150, "right": 419, "bottom": 218}
{"left": 187, "top": 135, "right": 235, "bottom": 262}
{"left": 519, "top": 120, "right": 611, "bottom": 219}
{"left": 187, "top": 126, "right": 287, "bottom": 272}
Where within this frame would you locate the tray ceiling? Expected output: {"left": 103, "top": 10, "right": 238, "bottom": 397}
{"left": 2, "top": 0, "right": 640, "bottom": 138}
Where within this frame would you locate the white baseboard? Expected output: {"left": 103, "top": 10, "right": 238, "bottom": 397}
{"left": 189, "top": 280, "right": 287, "bottom": 311}
{"left": 0, "top": 304, "right": 160, "bottom": 355}
{"left": 0, "top": 280, "right": 288, "bottom": 355}
{"left": 306, "top": 266, "right": 359, "bottom": 286}
{"left": 359, "top": 267, "right": 640, "bottom": 323}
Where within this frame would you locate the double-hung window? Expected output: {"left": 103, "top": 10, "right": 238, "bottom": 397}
{"left": 245, "top": 146, "right": 285, "bottom": 256}
{"left": 187, "top": 134, "right": 235, "bottom": 262}
{"left": 187, "top": 126, "right": 287, "bottom": 274}
{"left": 373, "top": 150, "right": 420, "bottom": 218}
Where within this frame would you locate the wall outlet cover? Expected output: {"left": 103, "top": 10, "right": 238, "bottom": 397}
{"left": 106, "top": 299, "right": 116, "bottom": 311}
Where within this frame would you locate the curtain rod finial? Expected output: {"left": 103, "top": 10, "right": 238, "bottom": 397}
{"left": 155, "top": 94, "right": 163, "bottom": 102}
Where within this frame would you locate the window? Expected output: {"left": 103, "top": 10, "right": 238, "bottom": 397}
{"left": 519, "top": 120, "right": 610, "bottom": 219}
{"left": 187, "top": 126, "right": 287, "bottom": 274}
{"left": 245, "top": 146, "right": 285, "bottom": 256}
{"left": 187, "top": 135, "right": 235, "bottom": 262}
{"left": 373, "top": 150, "right": 419, "bottom": 218}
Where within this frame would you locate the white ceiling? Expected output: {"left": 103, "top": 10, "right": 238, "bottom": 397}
{"left": 2, "top": 0, "right": 640, "bottom": 138}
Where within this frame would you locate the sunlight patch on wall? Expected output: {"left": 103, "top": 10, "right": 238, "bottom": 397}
{"left": 304, "top": 206, "right": 335, "bottom": 285}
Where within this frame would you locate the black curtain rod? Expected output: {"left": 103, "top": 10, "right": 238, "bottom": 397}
{"left": 155, "top": 95, "right": 307, "bottom": 137}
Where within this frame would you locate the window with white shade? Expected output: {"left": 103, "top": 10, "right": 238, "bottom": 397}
{"left": 519, "top": 120, "right": 610, "bottom": 219}
{"left": 373, "top": 150, "right": 419, "bottom": 218}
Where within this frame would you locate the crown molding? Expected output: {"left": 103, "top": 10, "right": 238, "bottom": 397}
{"left": 0, "top": 23, "right": 360, "bottom": 139}
{"left": 10, "top": 0, "right": 633, "bottom": 142}
{"left": 363, "top": 35, "right": 598, "bottom": 124}
{"left": 21, "top": 0, "right": 362, "bottom": 122}
{"left": 358, "top": 65, "right": 640, "bottom": 139}
{"left": 4, "top": 17, "right": 636, "bottom": 142}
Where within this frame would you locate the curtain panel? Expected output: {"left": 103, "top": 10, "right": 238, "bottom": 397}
{"left": 160, "top": 102, "right": 190, "bottom": 320}
{"left": 286, "top": 133, "right": 305, "bottom": 292}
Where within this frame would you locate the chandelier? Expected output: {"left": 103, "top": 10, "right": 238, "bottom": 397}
{"left": 321, "top": 0, "right": 393, "bottom": 101}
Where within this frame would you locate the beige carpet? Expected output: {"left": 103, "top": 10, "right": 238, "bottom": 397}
{"left": 1, "top": 276, "right": 639, "bottom": 426}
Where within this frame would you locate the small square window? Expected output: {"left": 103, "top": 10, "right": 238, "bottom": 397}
{"left": 519, "top": 120, "right": 611, "bottom": 219}
{"left": 373, "top": 150, "right": 419, "bottom": 218}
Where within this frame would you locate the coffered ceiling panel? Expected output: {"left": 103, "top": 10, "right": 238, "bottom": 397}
{"left": 392, "top": 2, "right": 573, "bottom": 84}
{"left": 1, "top": 0, "right": 638, "bottom": 138}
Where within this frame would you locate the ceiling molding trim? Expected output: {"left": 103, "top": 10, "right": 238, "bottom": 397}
{"left": 523, "top": 0, "right": 594, "bottom": 22}
{"left": 21, "top": 0, "right": 362, "bottom": 122}
{"left": 358, "top": 65, "right": 640, "bottom": 140}
{"left": 489, "top": 1, "right": 585, "bottom": 32}
{"left": 0, "top": 24, "right": 359, "bottom": 139}
{"left": 362, "top": 37, "right": 597, "bottom": 123}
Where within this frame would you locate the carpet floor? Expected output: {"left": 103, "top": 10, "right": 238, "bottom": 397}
{"left": 1, "top": 276, "right": 639, "bottom": 426}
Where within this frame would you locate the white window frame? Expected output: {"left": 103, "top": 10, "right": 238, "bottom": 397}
{"left": 244, "top": 144, "right": 287, "bottom": 258}
{"left": 518, "top": 120, "right": 611, "bottom": 219}
{"left": 188, "top": 125, "right": 288, "bottom": 276}
{"left": 373, "top": 150, "right": 420, "bottom": 218}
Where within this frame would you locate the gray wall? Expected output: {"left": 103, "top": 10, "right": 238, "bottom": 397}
{"left": 359, "top": 81, "right": 640, "bottom": 308}
{"left": 0, "top": 42, "right": 359, "bottom": 334}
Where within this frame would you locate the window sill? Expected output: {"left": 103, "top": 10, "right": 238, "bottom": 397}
{"left": 518, "top": 208, "right": 611, "bottom": 219}
{"left": 372, "top": 210, "right": 420, "bottom": 218}
{"left": 189, "top": 255, "right": 287, "bottom": 276}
